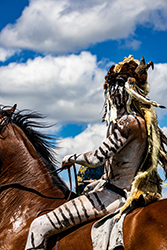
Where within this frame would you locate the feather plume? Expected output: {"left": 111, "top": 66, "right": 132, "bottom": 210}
{"left": 125, "top": 80, "right": 166, "bottom": 109}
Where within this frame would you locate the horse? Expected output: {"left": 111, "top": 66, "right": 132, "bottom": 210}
{"left": 1, "top": 105, "right": 167, "bottom": 250}
{"left": 0, "top": 104, "right": 76, "bottom": 250}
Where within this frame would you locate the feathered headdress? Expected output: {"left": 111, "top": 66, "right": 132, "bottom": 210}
{"left": 102, "top": 55, "right": 165, "bottom": 125}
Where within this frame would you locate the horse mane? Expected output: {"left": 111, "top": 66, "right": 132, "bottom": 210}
{"left": 12, "top": 109, "right": 57, "bottom": 165}
{"left": 0, "top": 105, "right": 70, "bottom": 198}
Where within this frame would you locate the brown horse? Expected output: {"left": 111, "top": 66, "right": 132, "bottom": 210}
{"left": 1, "top": 105, "right": 167, "bottom": 250}
{"left": 0, "top": 105, "right": 77, "bottom": 250}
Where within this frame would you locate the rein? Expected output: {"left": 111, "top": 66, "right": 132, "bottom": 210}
{"left": 65, "top": 164, "right": 79, "bottom": 201}
{"left": 0, "top": 164, "right": 79, "bottom": 201}
{"left": 36, "top": 164, "right": 79, "bottom": 217}
{"left": 0, "top": 167, "right": 65, "bottom": 199}
{"left": 0, "top": 182, "right": 64, "bottom": 200}
{"left": 0, "top": 167, "right": 63, "bottom": 188}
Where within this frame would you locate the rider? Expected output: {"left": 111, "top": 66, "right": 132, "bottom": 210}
{"left": 25, "top": 55, "right": 166, "bottom": 250}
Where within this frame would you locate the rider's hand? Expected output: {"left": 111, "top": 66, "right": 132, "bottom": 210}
{"left": 62, "top": 155, "right": 73, "bottom": 169}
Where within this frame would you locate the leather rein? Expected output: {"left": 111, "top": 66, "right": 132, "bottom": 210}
{"left": 0, "top": 164, "right": 79, "bottom": 200}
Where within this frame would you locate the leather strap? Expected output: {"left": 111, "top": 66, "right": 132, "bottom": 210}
{"left": 103, "top": 182, "right": 127, "bottom": 199}
{"left": 0, "top": 182, "right": 64, "bottom": 199}
{"left": 73, "top": 163, "right": 79, "bottom": 196}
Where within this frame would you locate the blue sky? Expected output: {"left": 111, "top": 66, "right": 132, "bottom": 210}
{"left": 1, "top": 0, "right": 167, "bottom": 195}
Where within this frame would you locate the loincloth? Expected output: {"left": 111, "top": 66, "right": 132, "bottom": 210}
{"left": 91, "top": 207, "right": 126, "bottom": 250}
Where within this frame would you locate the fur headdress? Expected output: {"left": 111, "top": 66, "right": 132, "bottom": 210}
{"left": 103, "top": 55, "right": 167, "bottom": 215}
{"left": 103, "top": 55, "right": 164, "bottom": 124}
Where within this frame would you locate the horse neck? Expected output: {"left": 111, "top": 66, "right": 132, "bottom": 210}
{"left": 1, "top": 124, "right": 52, "bottom": 185}
{"left": 0, "top": 124, "right": 65, "bottom": 223}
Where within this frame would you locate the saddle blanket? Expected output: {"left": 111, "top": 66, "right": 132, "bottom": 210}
{"left": 91, "top": 209, "right": 126, "bottom": 250}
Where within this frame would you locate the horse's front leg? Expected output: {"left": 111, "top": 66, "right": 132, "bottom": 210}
{"left": 24, "top": 188, "right": 121, "bottom": 250}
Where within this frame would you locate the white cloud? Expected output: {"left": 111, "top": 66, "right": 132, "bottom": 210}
{"left": 0, "top": 47, "right": 16, "bottom": 62}
{"left": 148, "top": 62, "right": 167, "bottom": 118}
{"left": 120, "top": 39, "right": 142, "bottom": 51}
{"left": 0, "top": 0, "right": 167, "bottom": 53}
{"left": 0, "top": 53, "right": 167, "bottom": 127}
{"left": 0, "top": 51, "right": 106, "bottom": 123}
{"left": 57, "top": 122, "right": 106, "bottom": 162}
{"left": 0, "top": 49, "right": 167, "bottom": 129}
{"left": 57, "top": 122, "right": 106, "bottom": 184}
{"left": 162, "top": 127, "right": 167, "bottom": 135}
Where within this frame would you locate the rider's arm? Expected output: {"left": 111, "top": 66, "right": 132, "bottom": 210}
{"left": 62, "top": 115, "right": 140, "bottom": 168}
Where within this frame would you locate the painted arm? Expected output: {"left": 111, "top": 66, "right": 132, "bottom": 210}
{"left": 62, "top": 115, "right": 135, "bottom": 168}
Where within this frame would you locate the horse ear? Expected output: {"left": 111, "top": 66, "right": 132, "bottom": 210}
{"left": 6, "top": 104, "right": 17, "bottom": 117}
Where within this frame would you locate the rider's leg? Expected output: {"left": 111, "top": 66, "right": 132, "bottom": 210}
{"left": 25, "top": 188, "right": 122, "bottom": 250}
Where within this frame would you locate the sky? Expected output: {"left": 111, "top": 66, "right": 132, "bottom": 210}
{"left": 1, "top": 0, "right": 167, "bottom": 196}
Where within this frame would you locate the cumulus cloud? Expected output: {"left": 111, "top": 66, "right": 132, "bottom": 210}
{"left": 0, "top": 51, "right": 106, "bottom": 124}
{"left": 0, "top": 0, "right": 167, "bottom": 53}
{"left": 58, "top": 122, "right": 106, "bottom": 160}
{"left": 0, "top": 47, "right": 16, "bottom": 62}
{"left": 57, "top": 122, "right": 106, "bottom": 183}
{"left": 0, "top": 51, "right": 167, "bottom": 126}
{"left": 120, "top": 39, "right": 142, "bottom": 51}
{"left": 148, "top": 63, "right": 167, "bottom": 118}
{"left": 57, "top": 122, "right": 106, "bottom": 184}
